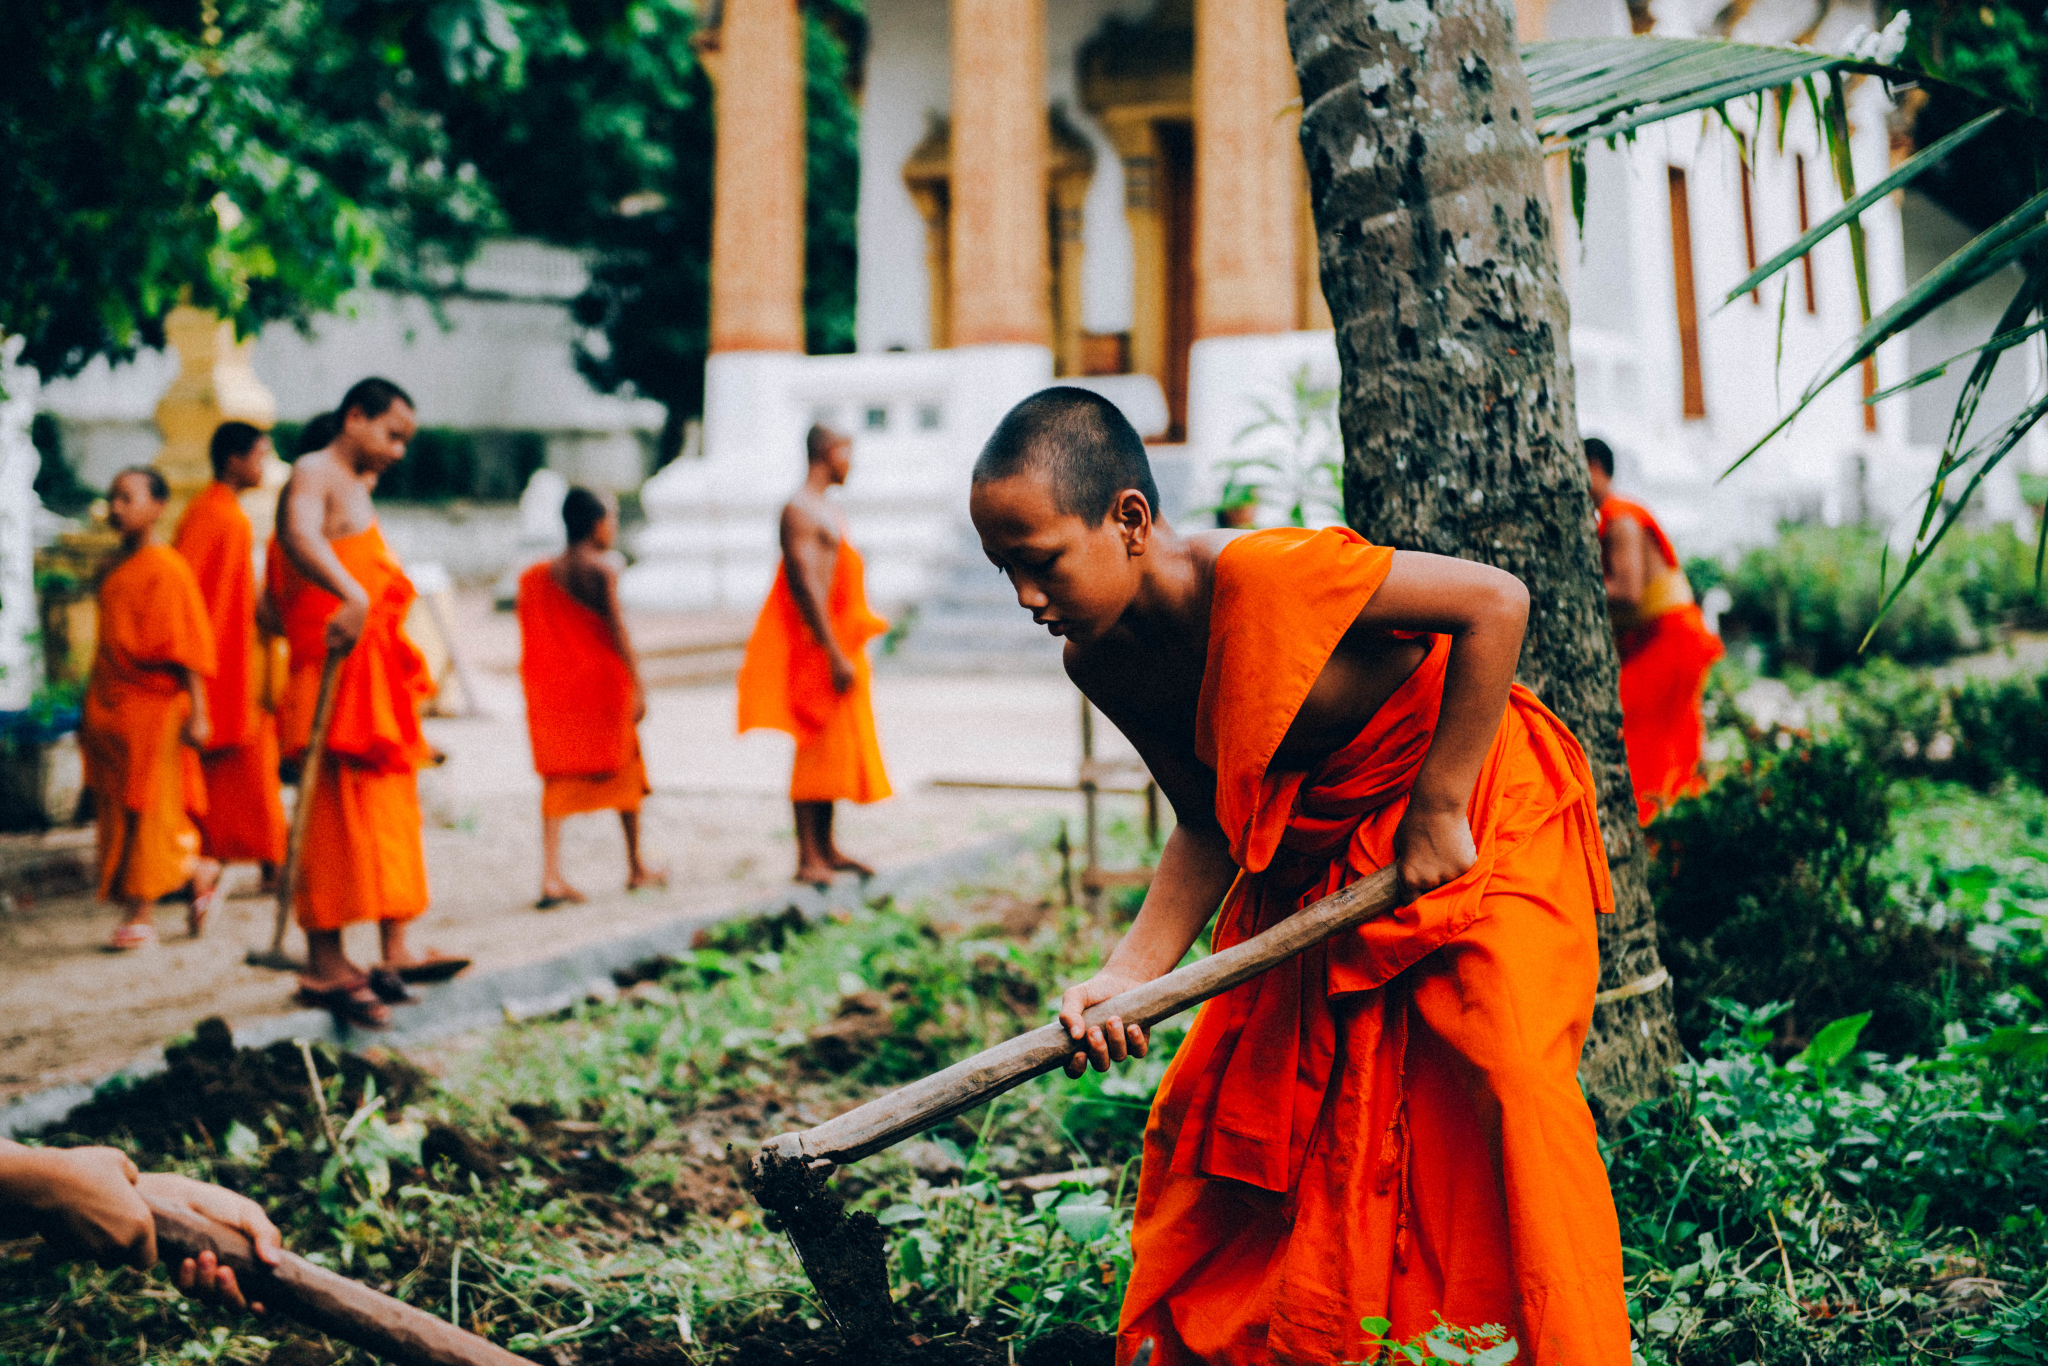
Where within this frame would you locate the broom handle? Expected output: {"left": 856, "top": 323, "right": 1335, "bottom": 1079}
{"left": 759, "top": 866, "right": 1401, "bottom": 1169}
{"left": 268, "top": 652, "right": 346, "bottom": 956}
{"left": 144, "top": 1189, "right": 528, "bottom": 1366}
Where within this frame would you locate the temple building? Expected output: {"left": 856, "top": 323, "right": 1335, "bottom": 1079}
{"left": 620, "top": 0, "right": 2039, "bottom": 624}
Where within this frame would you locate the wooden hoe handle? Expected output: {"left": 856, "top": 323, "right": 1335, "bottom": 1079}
{"left": 758, "top": 867, "right": 1401, "bottom": 1169}
{"left": 145, "top": 1188, "right": 527, "bottom": 1366}
{"left": 270, "top": 651, "right": 346, "bottom": 954}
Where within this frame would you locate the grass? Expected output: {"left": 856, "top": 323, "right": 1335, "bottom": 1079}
{"left": 5, "top": 796, "right": 2048, "bottom": 1365}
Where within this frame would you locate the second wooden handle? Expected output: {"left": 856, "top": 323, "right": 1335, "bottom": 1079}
{"left": 145, "top": 1189, "right": 528, "bottom": 1366}
{"left": 759, "top": 867, "right": 1400, "bottom": 1168}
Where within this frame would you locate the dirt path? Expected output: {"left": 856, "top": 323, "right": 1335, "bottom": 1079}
{"left": 0, "top": 595, "right": 1144, "bottom": 1102}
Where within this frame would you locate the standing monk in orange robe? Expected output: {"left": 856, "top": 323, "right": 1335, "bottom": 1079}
{"left": 970, "top": 390, "right": 1628, "bottom": 1366}
{"left": 83, "top": 468, "right": 223, "bottom": 950}
{"left": 174, "top": 422, "right": 288, "bottom": 889}
{"left": 737, "top": 424, "right": 891, "bottom": 886}
{"left": 1586, "top": 439, "right": 1724, "bottom": 824}
{"left": 517, "top": 486, "right": 665, "bottom": 906}
{"left": 273, "top": 378, "right": 463, "bottom": 1029}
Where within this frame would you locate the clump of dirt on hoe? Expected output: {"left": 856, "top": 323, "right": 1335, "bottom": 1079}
{"left": 39, "top": 1015, "right": 427, "bottom": 1159}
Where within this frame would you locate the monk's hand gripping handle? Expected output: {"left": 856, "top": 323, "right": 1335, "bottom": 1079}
{"left": 753, "top": 866, "right": 1400, "bottom": 1175}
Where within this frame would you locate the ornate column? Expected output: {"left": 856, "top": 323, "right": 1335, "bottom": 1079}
{"left": 1193, "top": 0, "right": 1298, "bottom": 338}
{"left": 950, "top": 0, "right": 1050, "bottom": 347}
{"left": 708, "top": 0, "right": 807, "bottom": 354}
{"left": 153, "top": 305, "right": 278, "bottom": 526}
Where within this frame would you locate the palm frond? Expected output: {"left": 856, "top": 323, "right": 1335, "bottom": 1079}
{"left": 1523, "top": 32, "right": 2048, "bottom": 644}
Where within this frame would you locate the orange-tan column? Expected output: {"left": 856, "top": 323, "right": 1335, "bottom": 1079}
{"left": 709, "top": 0, "right": 807, "bottom": 353}
{"left": 1194, "top": 0, "right": 1299, "bottom": 338}
{"left": 950, "top": 0, "right": 1050, "bottom": 347}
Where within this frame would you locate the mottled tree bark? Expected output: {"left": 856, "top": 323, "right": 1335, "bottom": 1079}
{"left": 1285, "top": 0, "right": 1681, "bottom": 1122}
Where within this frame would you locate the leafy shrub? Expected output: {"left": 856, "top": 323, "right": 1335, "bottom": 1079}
{"left": 1649, "top": 735, "right": 1984, "bottom": 1056}
{"left": 1607, "top": 1001, "right": 2048, "bottom": 1365}
{"left": 1716, "top": 524, "right": 2048, "bottom": 675}
{"left": 1830, "top": 660, "right": 2048, "bottom": 792}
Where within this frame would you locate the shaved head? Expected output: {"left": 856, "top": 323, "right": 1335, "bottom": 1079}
{"left": 807, "top": 423, "right": 848, "bottom": 464}
{"left": 973, "top": 387, "right": 1160, "bottom": 526}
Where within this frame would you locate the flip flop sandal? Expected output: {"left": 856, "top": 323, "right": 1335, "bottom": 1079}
{"left": 187, "top": 879, "right": 226, "bottom": 939}
{"left": 294, "top": 982, "right": 391, "bottom": 1030}
{"left": 106, "top": 923, "right": 156, "bottom": 952}
{"left": 534, "top": 893, "right": 585, "bottom": 910}
{"left": 367, "top": 967, "right": 420, "bottom": 1005}
{"left": 393, "top": 956, "right": 471, "bottom": 984}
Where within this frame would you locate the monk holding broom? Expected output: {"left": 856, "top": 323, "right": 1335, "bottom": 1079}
{"left": 175, "top": 422, "right": 289, "bottom": 891}
{"left": 737, "top": 424, "right": 891, "bottom": 886}
{"left": 517, "top": 485, "right": 665, "bottom": 905}
{"left": 969, "top": 390, "right": 1627, "bottom": 1366}
{"left": 84, "top": 468, "right": 224, "bottom": 950}
{"left": 272, "top": 378, "right": 464, "bottom": 1026}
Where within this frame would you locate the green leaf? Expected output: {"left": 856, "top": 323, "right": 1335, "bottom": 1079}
{"left": 1796, "top": 1011, "right": 1872, "bottom": 1069}
{"left": 222, "top": 1121, "right": 261, "bottom": 1160}
{"left": 1472, "top": 1341, "right": 1520, "bottom": 1366}
{"left": 1055, "top": 1204, "right": 1115, "bottom": 1243}
{"left": 1721, "top": 108, "right": 2004, "bottom": 308}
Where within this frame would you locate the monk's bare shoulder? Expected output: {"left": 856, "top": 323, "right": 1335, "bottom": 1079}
{"left": 554, "top": 547, "right": 623, "bottom": 615}
{"left": 284, "top": 451, "right": 373, "bottom": 539}
{"left": 780, "top": 492, "right": 840, "bottom": 546}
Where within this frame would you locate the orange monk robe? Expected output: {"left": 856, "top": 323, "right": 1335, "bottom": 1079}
{"left": 516, "top": 562, "right": 649, "bottom": 818}
{"left": 1119, "top": 528, "right": 1628, "bottom": 1366}
{"left": 736, "top": 539, "right": 891, "bottom": 804}
{"left": 174, "top": 483, "right": 288, "bottom": 864}
{"left": 268, "top": 527, "right": 435, "bottom": 932}
{"left": 1598, "top": 496, "right": 1725, "bottom": 824}
{"left": 81, "top": 545, "right": 217, "bottom": 903}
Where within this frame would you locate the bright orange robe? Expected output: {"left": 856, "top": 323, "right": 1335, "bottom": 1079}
{"left": 737, "top": 539, "right": 891, "bottom": 804}
{"left": 81, "top": 545, "right": 217, "bottom": 903}
{"left": 268, "top": 527, "right": 433, "bottom": 931}
{"left": 1598, "top": 496, "right": 1724, "bottom": 824}
{"left": 517, "top": 561, "right": 649, "bottom": 818}
{"left": 1119, "top": 528, "right": 1628, "bottom": 1366}
{"left": 174, "top": 483, "right": 288, "bottom": 864}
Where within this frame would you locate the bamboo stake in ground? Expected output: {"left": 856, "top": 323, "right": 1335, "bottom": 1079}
{"left": 749, "top": 867, "right": 1402, "bottom": 1339}
{"left": 144, "top": 1186, "right": 527, "bottom": 1366}
{"left": 247, "top": 651, "right": 345, "bottom": 971}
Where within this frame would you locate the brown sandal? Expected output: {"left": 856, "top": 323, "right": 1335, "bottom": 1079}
{"left": 294, "top": 979, "right": 391, "bottom": 1030}
{"left": 390, "top": 956, "right": 471, "bottom": 984}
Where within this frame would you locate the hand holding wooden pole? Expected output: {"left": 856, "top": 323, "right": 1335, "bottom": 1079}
{"left": 143, "top": 1186, "right": 527, "bottom": 1366}
{"left": 758, "top": 867, "right": 1400, "bottom": 1170}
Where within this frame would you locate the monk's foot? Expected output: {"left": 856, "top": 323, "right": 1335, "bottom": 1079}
{"left": 106, "top": 921, "right": 156, "bottom": 952}
{"left": 535, "top": 882, "right": 587, "bottom": 911}
{"left": 794, "top": 861, "right": 837, "bottom": 889}
{"left": 187, "top": 861, "right": 225, "bottom": 938}
{"left": 828, "top": 853, "right": 876, "bottom": 880}
{"left": 626, "top": 866, "right": 669, "bottom": 893}
{"left": 294, "top": 976, "right": 390, "bottom": 1030}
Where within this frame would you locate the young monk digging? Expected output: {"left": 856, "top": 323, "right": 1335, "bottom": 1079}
{"left": 969, "top": 389, "right": 1629, "bottom": 1366}
{"left": 175, "top": 422, "right": 289, "bottom": 893}
{"left": 737, "top": 424, "right": 891, "bottom": 886}
{"left": 83, "top": 468, "right": 224, "bottom": 950}
{"left": 1586, "top": 438, "right": 1723, "bottom": 823}
{"left": 517, "top": 486, "right": 666, "bottom": 906}
{"left": 272, "top": 378, "right": 466, "bottom": 1027}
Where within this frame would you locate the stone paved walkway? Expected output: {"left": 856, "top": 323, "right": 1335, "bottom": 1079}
{"left": 0, "top": 592, "right": 1144, "bottom": 1102}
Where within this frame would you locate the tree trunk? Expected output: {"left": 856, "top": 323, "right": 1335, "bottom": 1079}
{"left": 1285, "top": 0, "right": 1681, "bottom": 1123}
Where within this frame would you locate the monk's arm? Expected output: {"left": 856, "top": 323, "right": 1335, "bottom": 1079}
{"left": 1353, "top": 550, "right": 1529, "bottom": 897}
{"left": 179, "top": 668, "right": 210, "bottom": 748}
{"left": 279, "top": 467, "right": 368, "bottom": 653}
{"left": 595, "top": 563, "right": 647, "bottom": 721}
{"left": 1603, "top": 516, "right": 1647, "bottom": 607}
{"left": 1056, "top": 709, "right": 1237, "bottom": 1073}
{"left": 779, "top": 504, "right": 854, "bottom": 693}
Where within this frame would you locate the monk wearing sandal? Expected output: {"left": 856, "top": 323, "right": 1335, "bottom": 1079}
{"left": 271, "top": 378, "right": 467, "bottom": 1028}
{"left": 84, "top": 467, "right": 226, "bottom": 951}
